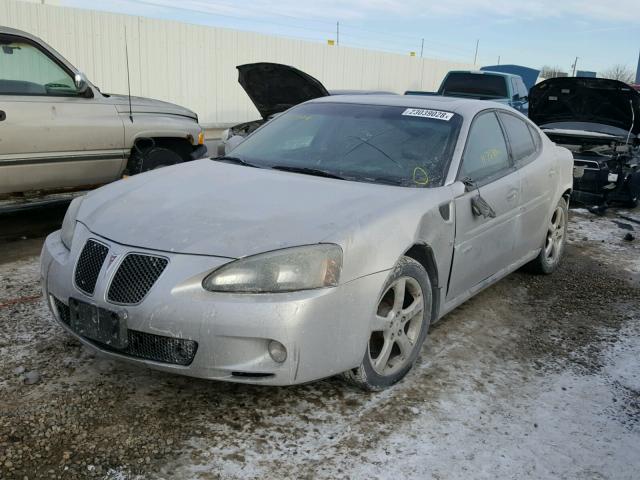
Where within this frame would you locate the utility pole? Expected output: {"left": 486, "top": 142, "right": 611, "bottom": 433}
{"left": 473, "top": 39, "right": 479, "bottom": 66}
{"left": 571, "top": 56, "right": 579, "bottom": 76}
{"left": 420, "top": 38, "right": 424, "bottom": 58}
{"left": 497, "top": 55, "right": 501, "bottom": 65}
{"left": 336, "top": 21, "right": 339, "bottom": 46}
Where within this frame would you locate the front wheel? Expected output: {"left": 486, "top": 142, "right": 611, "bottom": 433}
{"left": 342, "top": 256, "right": 432, "bottom": 391}
{"left": 127, "top": 145, "right": 184, "bottom": 174}
{"left": 526, "top": 196, "right": 568, "bottom": 274}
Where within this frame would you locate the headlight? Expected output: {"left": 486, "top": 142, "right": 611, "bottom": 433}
{"left": 202, "top": 244, "right": 342, "bottom": 293}
{"left": 60, "top": 196, "right": 84, "bottom": 250}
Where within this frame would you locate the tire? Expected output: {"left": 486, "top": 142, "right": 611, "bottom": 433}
{"left": 127, "top": 145, "right": 183, "bottom": 174}
{"left": 342, "top": 256, "right": 432, "bottom": 391}
{"left": 526, "top": 196, "right": 568, "bottom": 274}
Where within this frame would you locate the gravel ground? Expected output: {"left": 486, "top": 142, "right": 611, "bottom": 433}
{"left": 1, "top": 208, "right": 639, "bottom": 479}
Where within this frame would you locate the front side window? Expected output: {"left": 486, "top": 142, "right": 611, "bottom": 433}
{"left": 460, "top": 111, "right": 511, "bottom": 182}
{"left": 517, "top": 78, "right": 528, "bottom": 98}
{"left": 499, "top": 113, "right": 537, "bottom": 163}
{"left": 511, "top": 78, "right": 519, "bottom": 98}
{"left": 228, "top": 102, "right": 462, "bottom": 187}
{"left": 0, "top": 36, "right": 76, "bottom": 96}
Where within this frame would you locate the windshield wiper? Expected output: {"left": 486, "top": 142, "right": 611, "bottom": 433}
{"left": 271, "top": 165, "right": 347, "bottom": 180}
{"left": 214, "top": 156, "right": 259, "bottom": 168}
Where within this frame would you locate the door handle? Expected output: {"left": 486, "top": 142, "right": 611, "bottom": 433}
{"left": 0, "top": 110, "right": 6, "bottom": 121}
{"left": 506, "top": 189, "right": 519, "bottom": 202}
{"left": 549, "top": 168, "right": 557, "bottom": 177}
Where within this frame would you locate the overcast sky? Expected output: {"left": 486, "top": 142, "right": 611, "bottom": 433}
{"left": 59, "top": 0, "right": 640, "bottom": 75}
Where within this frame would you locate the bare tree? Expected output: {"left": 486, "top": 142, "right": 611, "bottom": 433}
{"left": 600, "top": 64, "right": 634, "bottom": 83}
{"left": 540, "top": 65, "right": 567, "bottom": 79}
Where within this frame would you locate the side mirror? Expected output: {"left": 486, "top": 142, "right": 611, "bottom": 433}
{"left": 74, "top": 73, "right": 88, "bottom": 93}
{"left": 512, "top": 93, "right": 521, "bottom": 102}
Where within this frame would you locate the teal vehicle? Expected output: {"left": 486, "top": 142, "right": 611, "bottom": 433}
{"left": 406, "top": 70, "right": 530, "bottom": 114}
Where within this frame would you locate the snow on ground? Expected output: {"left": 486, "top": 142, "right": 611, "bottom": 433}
{"left": 567, "top": 208, "right": 640, "bottom": 276}
{"left": 1, "top": 208, "right": 639, "bottom": 480}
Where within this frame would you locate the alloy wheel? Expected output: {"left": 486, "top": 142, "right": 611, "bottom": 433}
{"left": 544, "top": 205, "right": 566, "bottom": 263}
{"left": 369, "top": 276, "right": 425, "bottom": 376}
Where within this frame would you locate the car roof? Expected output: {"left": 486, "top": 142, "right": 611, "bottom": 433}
{"left": 0, "top": 26, "right": 41, "bottom": 42}
{"left": 308, "top": 94, "right": 510, "bottom": 117}
{"left": 447, "top": 69, "right": 520, "bottom": 79}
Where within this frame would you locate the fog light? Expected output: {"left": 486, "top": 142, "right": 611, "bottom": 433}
{"left": 268, "top": 340, "right": 287, "bottom": 363}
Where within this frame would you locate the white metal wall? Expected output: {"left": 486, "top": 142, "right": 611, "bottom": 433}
{"left": 1, "top": 0, "right": 474, "bottom": 126}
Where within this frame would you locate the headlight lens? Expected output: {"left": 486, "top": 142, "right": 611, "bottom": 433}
{"left": 60, "top": 196, "right": 84, "bottom": 250}
{"left": 202, "top": 244, "right": 342, "bottom": 293}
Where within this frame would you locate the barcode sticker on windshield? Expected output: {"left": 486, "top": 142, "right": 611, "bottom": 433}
{"left": 402, "top": 108, "right": 454, "bottom": 121}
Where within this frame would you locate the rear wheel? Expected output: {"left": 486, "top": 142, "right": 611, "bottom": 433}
{"left": 342, "top": 256, "right": 432, "bottom": 391}
{"left": 526, "top": 196, "right": 568, "bottom": 274}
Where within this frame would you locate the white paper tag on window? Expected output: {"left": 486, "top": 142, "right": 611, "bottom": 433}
{"left": 402, "top": 108, "right": 454, "bottom": 121}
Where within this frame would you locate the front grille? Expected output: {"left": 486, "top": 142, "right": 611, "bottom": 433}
{"left": 116, "top": 331, "right": 198, "bottom": 366}
{"left": 51, "top": 296, "right": 197, "bottom": 366}
{"left": 107, "top": 254, "right": 168, "bottom": 304}
{"left": 74, "top": 240, "right": 109, "bottom": 295}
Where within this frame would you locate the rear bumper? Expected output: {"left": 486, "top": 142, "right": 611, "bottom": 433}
{"left": 40, "top": 225, "right": 388, "bottom": 385}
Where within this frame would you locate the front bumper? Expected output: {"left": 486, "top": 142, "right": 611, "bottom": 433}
{"left": 40, "top": 224, "right": 388, "bottom": 385}
{"left": 190, "top": 144, "right": 208, "bottom": 160}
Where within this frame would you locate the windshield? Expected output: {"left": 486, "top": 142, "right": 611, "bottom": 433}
{"left": 441, "top": 73, "right": 508, "bottom": 99}
{"left": 225, "top": 102, "right": 462, "bottom": 187}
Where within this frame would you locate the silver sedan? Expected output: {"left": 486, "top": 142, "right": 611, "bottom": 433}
{"left": 41, "top": 95, "right": 573, "bottom": 390}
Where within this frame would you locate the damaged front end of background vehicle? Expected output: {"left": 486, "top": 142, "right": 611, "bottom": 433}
{"left": 529, "top": 77, "right": 640, "bottom": 209}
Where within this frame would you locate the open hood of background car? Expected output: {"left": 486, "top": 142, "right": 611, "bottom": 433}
{"left": 237, "top": 63, "right": 330, "bottom": 119}
{"left": 529, "top": 77, "right": 640, "bottom": 136}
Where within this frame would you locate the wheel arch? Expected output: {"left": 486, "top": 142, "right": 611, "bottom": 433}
{"left": 403, "top": 243, "right": 440, "bottom": 322}
{"left": 131, "top": 136, "right": 194, "bottom": 162}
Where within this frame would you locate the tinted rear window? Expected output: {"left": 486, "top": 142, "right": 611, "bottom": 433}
{"left": 499, "top": 113, "right": 537, "bottom": 162}
{"left": 441, "top": 73, "right": 508, "bottom": 99}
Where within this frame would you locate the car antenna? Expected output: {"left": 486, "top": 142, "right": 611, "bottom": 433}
{"left": 124, "top": 25, "right": 133, "bottom": 123}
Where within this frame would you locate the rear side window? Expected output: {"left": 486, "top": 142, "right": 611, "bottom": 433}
{"left": 527, "top": 124, "right": 542, "bottom": 150}
{"left": 499, "top": 113, "right": 537, "bottom": 163}
{"left": 460, "top": 112, "right": 511, "bottom": 182}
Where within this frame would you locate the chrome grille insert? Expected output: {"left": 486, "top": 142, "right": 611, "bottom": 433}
{"left": 74, "top": 240, "right": 109, "bottom": 295}
{"left": 107, "top": 253, "right": 168, "bottom": 305}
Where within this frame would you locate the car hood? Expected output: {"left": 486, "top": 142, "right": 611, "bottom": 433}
{"left": 529, "top": 77, "right": 640, "bottom": 135}
{"left": 106, "top": 94, "right": 198, "bottom": 120}
{"left": 237, "top": 63, "right": 330, "bottom": 119}
{"left": 78, "top": 160, "right": 419, "bottom": 258}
